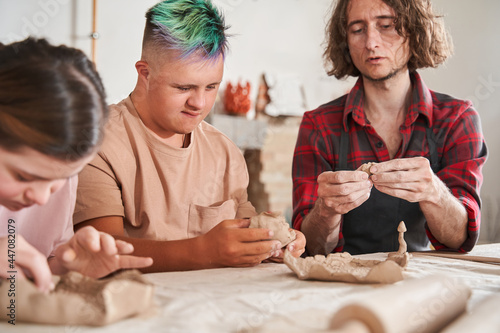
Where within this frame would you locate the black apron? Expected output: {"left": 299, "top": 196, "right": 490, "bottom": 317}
{"left": 336, "top": 125, "right": 440, "bottom": 254}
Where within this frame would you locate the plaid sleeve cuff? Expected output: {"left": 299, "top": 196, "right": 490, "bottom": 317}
{"left": 426, "top": 195, "right": 480, "bottom": 253}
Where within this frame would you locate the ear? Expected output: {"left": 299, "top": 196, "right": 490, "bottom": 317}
{"left": 135, "top": 60, "right": 150, "bottom": 85}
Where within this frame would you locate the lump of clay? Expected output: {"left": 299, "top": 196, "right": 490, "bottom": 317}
{"left": 357, "top": 162, "right": 377, "bottom": 176}
{"left": 0, "top": 270, "right": 155, "bottom": 326}
{"left": 249, "top": 211, "right": 296, "bottom": 247}
{"left": 284, "top": 251, "right": 405, "bottom": 284}
{"left": 284, "top": 221, "right": 410, "bottom": 284}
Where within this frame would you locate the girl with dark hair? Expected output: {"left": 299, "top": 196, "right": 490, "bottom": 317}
{"left": 0, "top": 38, "right": 152, "bottom": 292}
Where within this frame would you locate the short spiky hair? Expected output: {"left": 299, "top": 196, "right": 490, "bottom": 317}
{"left": 324, "top": 0, "right": 453, "bottom": 79}
{"left": 143, "top": 0, "right": 228, "bottom": 60}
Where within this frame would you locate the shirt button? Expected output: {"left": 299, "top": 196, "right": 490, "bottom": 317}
{"left": 376, "top": 141, "right": 384, "bottom": 148}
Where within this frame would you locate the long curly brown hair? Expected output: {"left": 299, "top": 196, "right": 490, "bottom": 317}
{"left": 324, "top": 0, "right": 453, "bottom": 79}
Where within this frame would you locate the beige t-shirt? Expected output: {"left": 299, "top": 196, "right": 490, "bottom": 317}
{"left": 74, "top": 97, "right": 256, "bottom": 241}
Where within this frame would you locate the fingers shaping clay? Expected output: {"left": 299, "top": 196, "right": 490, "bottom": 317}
{"left": 249, "top": 211, "right": 296, "bottom": 247}
{"left": 0, "top": 270, "right": 155, "bottom": 326}
{"left": 329, "top": 274, "right": 471, "bottom": 333}
{"left": 284, "top": 221, "right": 410, "bottom": 283}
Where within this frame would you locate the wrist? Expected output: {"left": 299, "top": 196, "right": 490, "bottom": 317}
{"left": 303, "top": 200, "right": 341, "bottom": 235}
{"left": 316, "top": 197, "right": 332, "bottom": 218}
{"left": 192, "top": 234, "right": 218, "bottom": 269}
{"left": 425, "top": 174, "right": 448, "bottom": 205}
{"left": 315, "top": 198, "right": 342, "bottom": 224}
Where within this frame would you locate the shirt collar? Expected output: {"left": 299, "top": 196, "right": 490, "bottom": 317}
{"left": 407, "top": 72, "right": 433, "bottom": 127}
{"left": 343, "top": 71, "right": 434, "bottom": 130}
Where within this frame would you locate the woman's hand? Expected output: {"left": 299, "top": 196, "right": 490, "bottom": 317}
{"left": 51, "top": 226, "right": 153, "bottom": 278}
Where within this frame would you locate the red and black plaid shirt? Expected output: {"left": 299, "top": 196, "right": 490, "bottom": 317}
{"left": 292, "top": 72, "right": 487, "bottom": 252}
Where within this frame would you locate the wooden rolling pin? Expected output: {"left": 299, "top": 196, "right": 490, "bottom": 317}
{"left": 440, "top": 293, "right": 500, "bottom": 333}
{"left": 329, "top": 275, "right": 471, "bottom": 333}
{"left": 411, "top": 251, "right": 500, "bottom": 265}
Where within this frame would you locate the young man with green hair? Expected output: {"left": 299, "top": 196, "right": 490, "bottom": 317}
{"left": 74, "top": 0, "right": 305, "bottom": 272}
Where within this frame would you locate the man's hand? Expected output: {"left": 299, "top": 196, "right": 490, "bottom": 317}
{"left": 370, "top": 156, "right": 469, "bottom": 249}
{"left": 316, "top": 170, "right": 373, "bottom": 217}
{"left": 52, "top": 226, "right": 153, "bottom": 278}
{"left": 370, "top": 157, "right": 439, "bottom": 203}
{"left": 299, "top": 169, "right": 372, "bottom": 255}
{"left": 199, "top": 219, "right": 283, "bottom": 268}
{"left": 0, "top": 235, "right": 53, "bottom": 293}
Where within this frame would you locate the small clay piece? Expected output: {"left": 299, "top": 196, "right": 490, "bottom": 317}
{"left": 396, "top": 221, "right": 407, "bottom": 253}
{"left": 387, "top": 221, "right": 411, "bottom": 267}
{"left": 358, "top": 162, "right": 377, "bottom": 176}
{"left": 284, "top": 221, "right": 411, "bottom": 283}
{"left": 249, "top": 211, "right": 296, "bottom": 247}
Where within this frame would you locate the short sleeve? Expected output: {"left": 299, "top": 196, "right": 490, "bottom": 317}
{"left": 73, "top": 153, "right": 125, "bottom": 225}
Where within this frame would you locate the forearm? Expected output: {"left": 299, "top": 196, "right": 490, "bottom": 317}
{"left": 76, "top": 217, "right": 213, "bottom": 272}
{"left": 112, "top": 235, "right": 218, "bottom": 273}
{"left": 420, "top": 175, "right": 468, "bottom": 250}
{"left": 300, "top": 198, "right": 342, "bottom": 255}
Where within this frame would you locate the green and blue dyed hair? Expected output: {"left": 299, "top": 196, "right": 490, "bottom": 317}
{"left": 143, "top": 0, "right": 229, "bottom": 60}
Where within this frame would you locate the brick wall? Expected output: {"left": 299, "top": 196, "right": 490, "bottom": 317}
{"left": 246, "top": 116, "right": 302, "bottom": 225}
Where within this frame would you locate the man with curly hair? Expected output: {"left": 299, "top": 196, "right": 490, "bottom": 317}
{"left": 292, "top": 0, "right": 487, "bottom": 255}
{"left": 74, "top": 0, "right": 305, "bottom": 272}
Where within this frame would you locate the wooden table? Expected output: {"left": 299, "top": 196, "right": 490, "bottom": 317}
{"left": 2, "top": 244, "right": 499, "bottom": 332}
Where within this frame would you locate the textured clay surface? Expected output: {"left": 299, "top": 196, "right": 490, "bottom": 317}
{"left": 249, "top": 211, "right": 296, "bottom": 247}
{"left": 284, "top": 221, "right": 410, "bottom": 284}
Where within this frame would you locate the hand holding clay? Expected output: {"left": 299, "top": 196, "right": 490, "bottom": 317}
{"left": 199, "top": 219, "right": 282, "bottom": 268}
{"left": 52, "top": 226, "right": 153, "bottom": 278}
{"left": 316, "top": 170, "right": 373, "bottom": 216}
{"left": 249, "top": 212, "right": 296, "bottom": 247}
{"left": 369, "top": 157, "right": 439, "bottom": 203}
{"left": 249, "top": 212, "right": 305, "bottom": 262}
{"left": 0, "top": 235, "right": 54, "bottom": 293}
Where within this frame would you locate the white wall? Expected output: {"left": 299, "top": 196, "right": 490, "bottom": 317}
{"left": 1, "top": 0, "right": 499, "bottom": 241}
{"left": 420, "top": 1, "right": 500, "bottom": 242}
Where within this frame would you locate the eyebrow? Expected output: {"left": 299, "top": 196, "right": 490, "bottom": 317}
{"left": 16, "top": 168, "right": 79, "bottom": 181}
{"left": 347, "top": 15, "right": 397, "bottom": 28}
{"left": 173, "top": 81, "right": 221, "bottom": 87}
{"left": 16, "top": 170, "right": 50, "bottom": 181}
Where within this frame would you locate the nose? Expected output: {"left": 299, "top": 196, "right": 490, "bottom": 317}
{"left": 186, "top": 90, "right": 206, "bottom": 110}
{"left": 25, "top": 180, "right": 65, "bottom": 206}
{"left": 365, "top": 26, "right": 382, "bottom": 51}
